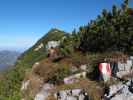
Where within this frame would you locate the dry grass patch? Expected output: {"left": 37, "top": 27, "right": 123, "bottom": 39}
{"left": 46, "top": 95, "right": 56, "bottom": 100}
{"left": 22, "top": 74, "right": 43, "bottom": 100}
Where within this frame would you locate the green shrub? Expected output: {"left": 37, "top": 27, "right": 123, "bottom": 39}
{"left": 48, "top": 64, "right": 71, "bottom": 84}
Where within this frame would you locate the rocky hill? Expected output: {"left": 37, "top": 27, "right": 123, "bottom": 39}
{"left": 0, "top": 1, "right": 133, "bottom": 100}
{"left": 18, "top": 28, "right": 67, "bottom": 68}
{"left": 0, "top": 28, "right": 68, "bottom": 100}
{"left": 18, "top": 28, "right": 103, "bottom": 100}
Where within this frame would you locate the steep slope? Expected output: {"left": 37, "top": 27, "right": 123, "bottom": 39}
{"left": 20, "top": 54, "right": 103, "bottom": 100}
{"left": 18, "top": 28, "right": 67, "bottom": 68}
{"left": 0, "top": 28, "right": 68, "bottom": 100}
{"left": 0, "top": 1, "right": 132, "bottom": 99}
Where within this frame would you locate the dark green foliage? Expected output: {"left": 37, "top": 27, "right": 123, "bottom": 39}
{"left": 0, "top": 66, "right": 22, "bottom": 100}
{"left": 59, "top": 29, "right": 81, "bottom": 57}
{"left": 80, "top": 0, "right": 133, "bottom": 54}
{"left": 48, "top": 64, "right": 71, "bottom": 84}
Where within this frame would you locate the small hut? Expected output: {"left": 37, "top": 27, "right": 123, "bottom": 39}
{"left": 46, "top": 41, "right": 60, "bottom": 60}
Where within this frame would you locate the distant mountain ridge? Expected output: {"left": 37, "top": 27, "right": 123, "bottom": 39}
{"left": 0, "top": 50, "right": 20, "bottom": 70}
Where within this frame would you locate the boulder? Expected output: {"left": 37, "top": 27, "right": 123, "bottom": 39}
{"left": 34, "top": 83, "right": 54, "bottom": 100}
{"left": 54, "top": 89, "right": 89, "bottom": 100}
{"left": 103, "top": 81, "right": 133, "bottom": 100}
{"left": 21, "top": 80, "right": 30, "bottom": 91}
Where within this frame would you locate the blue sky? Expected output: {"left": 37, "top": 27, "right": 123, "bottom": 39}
{"left": 0, "top": 0, "right": 132, "bottom": 52}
